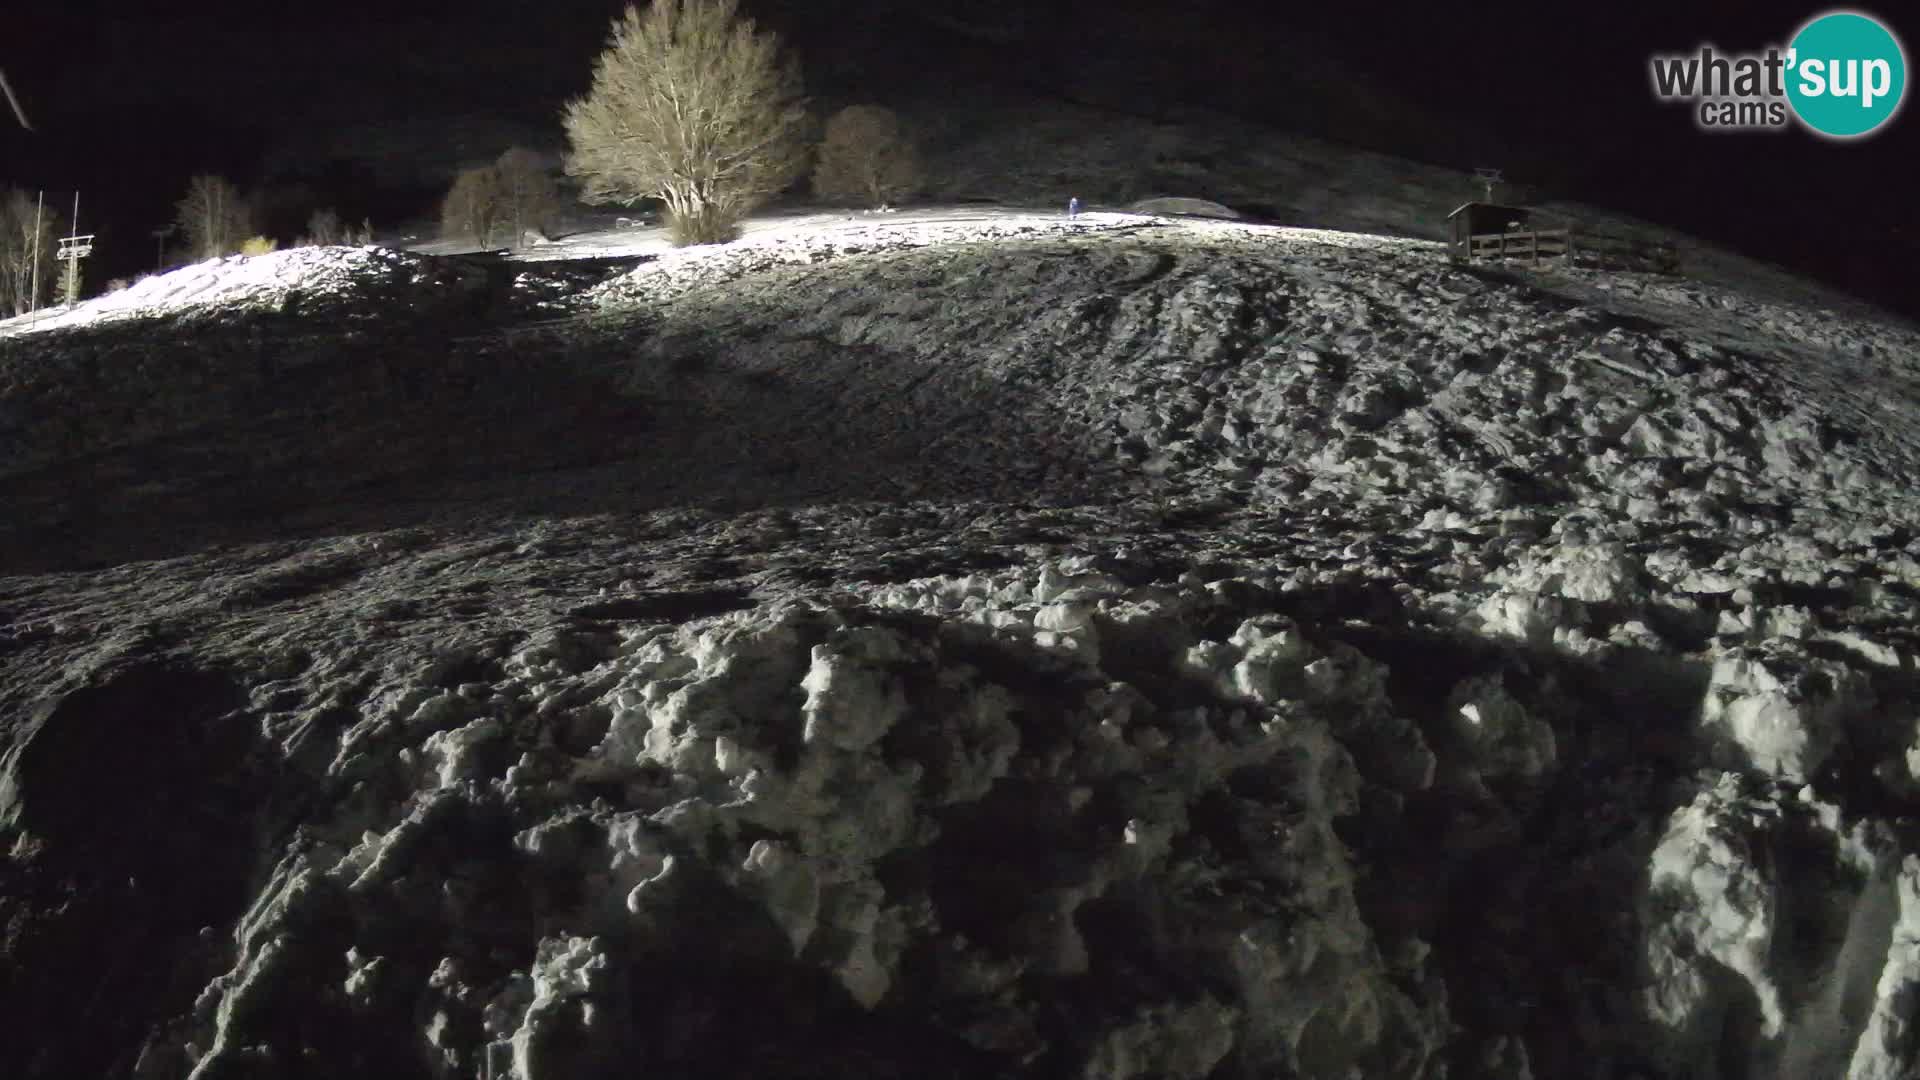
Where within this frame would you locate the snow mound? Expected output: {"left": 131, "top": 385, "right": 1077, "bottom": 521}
{"left": 1129, "top": 197, "right": 1243, "bottom": 219}
{"left": 0, "top": 246, "right": 446, "bottom": 335}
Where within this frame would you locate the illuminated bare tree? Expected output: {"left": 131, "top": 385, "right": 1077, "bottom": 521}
{"left": 0, "top": 188, "right": 62, "bottom": 315}
{"left": 174, "top": 175, "right": 255, "bottom": 260}
{"left": 441, "top": 165, "right": 504, "bottom": 248}
{"left": 812, "top": 105, "right": 920, "bottom": 208}
{"left": 495, "top": 147, "right": 563, "bottom": 246}
{"left": 562, "top": 0, "right": 810, "bottom": 245}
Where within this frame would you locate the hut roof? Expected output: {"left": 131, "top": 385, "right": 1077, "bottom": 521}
{"left": 1447, "top": 201, "right": 1530, "bottom": 220}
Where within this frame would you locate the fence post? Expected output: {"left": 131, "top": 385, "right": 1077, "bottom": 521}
{"left": 29, "top": 190, "right": 41, "bottom": 315}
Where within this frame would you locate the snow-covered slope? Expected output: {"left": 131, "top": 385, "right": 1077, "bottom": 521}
{"left": 2, "top": 210, "right": 1918, "bottom": 1080}
{"left": 0, "top": 247, "right": 438, "bottom": 335}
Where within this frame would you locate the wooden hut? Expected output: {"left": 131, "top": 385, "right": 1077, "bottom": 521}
{"left": 1446, "top": 202, "right": 1579, "bottom": 266}
{"left": 1446, "top": 201, "right": 1683, "bottom": 272}
{"left": 1447, "top": 202, "right": 1532, "bottom": 259}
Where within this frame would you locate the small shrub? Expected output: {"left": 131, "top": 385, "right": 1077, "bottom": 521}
{"left": 240, "top": 235, "right": 279, "bottom": 256}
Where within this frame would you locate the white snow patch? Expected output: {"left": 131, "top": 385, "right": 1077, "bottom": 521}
{"left": 0, "top": 246, "right": 428, "bottom": 336}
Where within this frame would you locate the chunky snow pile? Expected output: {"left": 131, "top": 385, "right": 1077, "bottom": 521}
{"left": 1641, "top": 776, "right": 1920, "bottom": 1080}
{"left": 170, "top": 585, "right": 1447, "bottom": 1079}
{"left": 3, "top": 209, "right": 1920, "bottom": 1080}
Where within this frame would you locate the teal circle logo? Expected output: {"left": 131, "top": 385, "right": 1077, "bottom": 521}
{"left": 1786, "top": 10, "right": 1907, "bottom": 138}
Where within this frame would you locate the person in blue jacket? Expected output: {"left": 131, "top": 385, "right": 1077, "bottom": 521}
{"left": 1067, "top": 196, "right": 1081, "bottom": 220}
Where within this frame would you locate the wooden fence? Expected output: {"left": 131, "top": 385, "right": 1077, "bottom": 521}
{"left": 1463, "top": 228, "right": 1681, "bottom": 274}
{"left": 1469, "top": 229, "right": 1573, "bottom": 267}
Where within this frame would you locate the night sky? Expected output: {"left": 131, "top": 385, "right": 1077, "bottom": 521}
{"left": 1, "top": 0, "right": 1911, "bottom": 316}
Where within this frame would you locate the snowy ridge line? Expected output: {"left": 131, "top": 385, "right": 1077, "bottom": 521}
{"left": 576, "top": 211, "right": 1442, "bottom": 310}
{"left": 580, "top": 212, "right": 1158, "bottom": 308}
{"left": 5, "top": 210, "right": 1917, "bottom": 552}
{"left": 0, "top": 245, "right": 444, "bottom": 338}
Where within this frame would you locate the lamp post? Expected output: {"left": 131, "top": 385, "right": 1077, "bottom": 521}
{"left": 29, "top": 189, "right": 42, "bottom": 315}
{"left": 152, "top": 224, "right": 177, "bottom": 272}
{"left": 1474, "top": 167, "right": 1505, "bottom": 204}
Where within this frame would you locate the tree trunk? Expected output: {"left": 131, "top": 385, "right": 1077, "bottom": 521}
{"left": 664, "top": 187, "right": 724, "bottom": 245}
